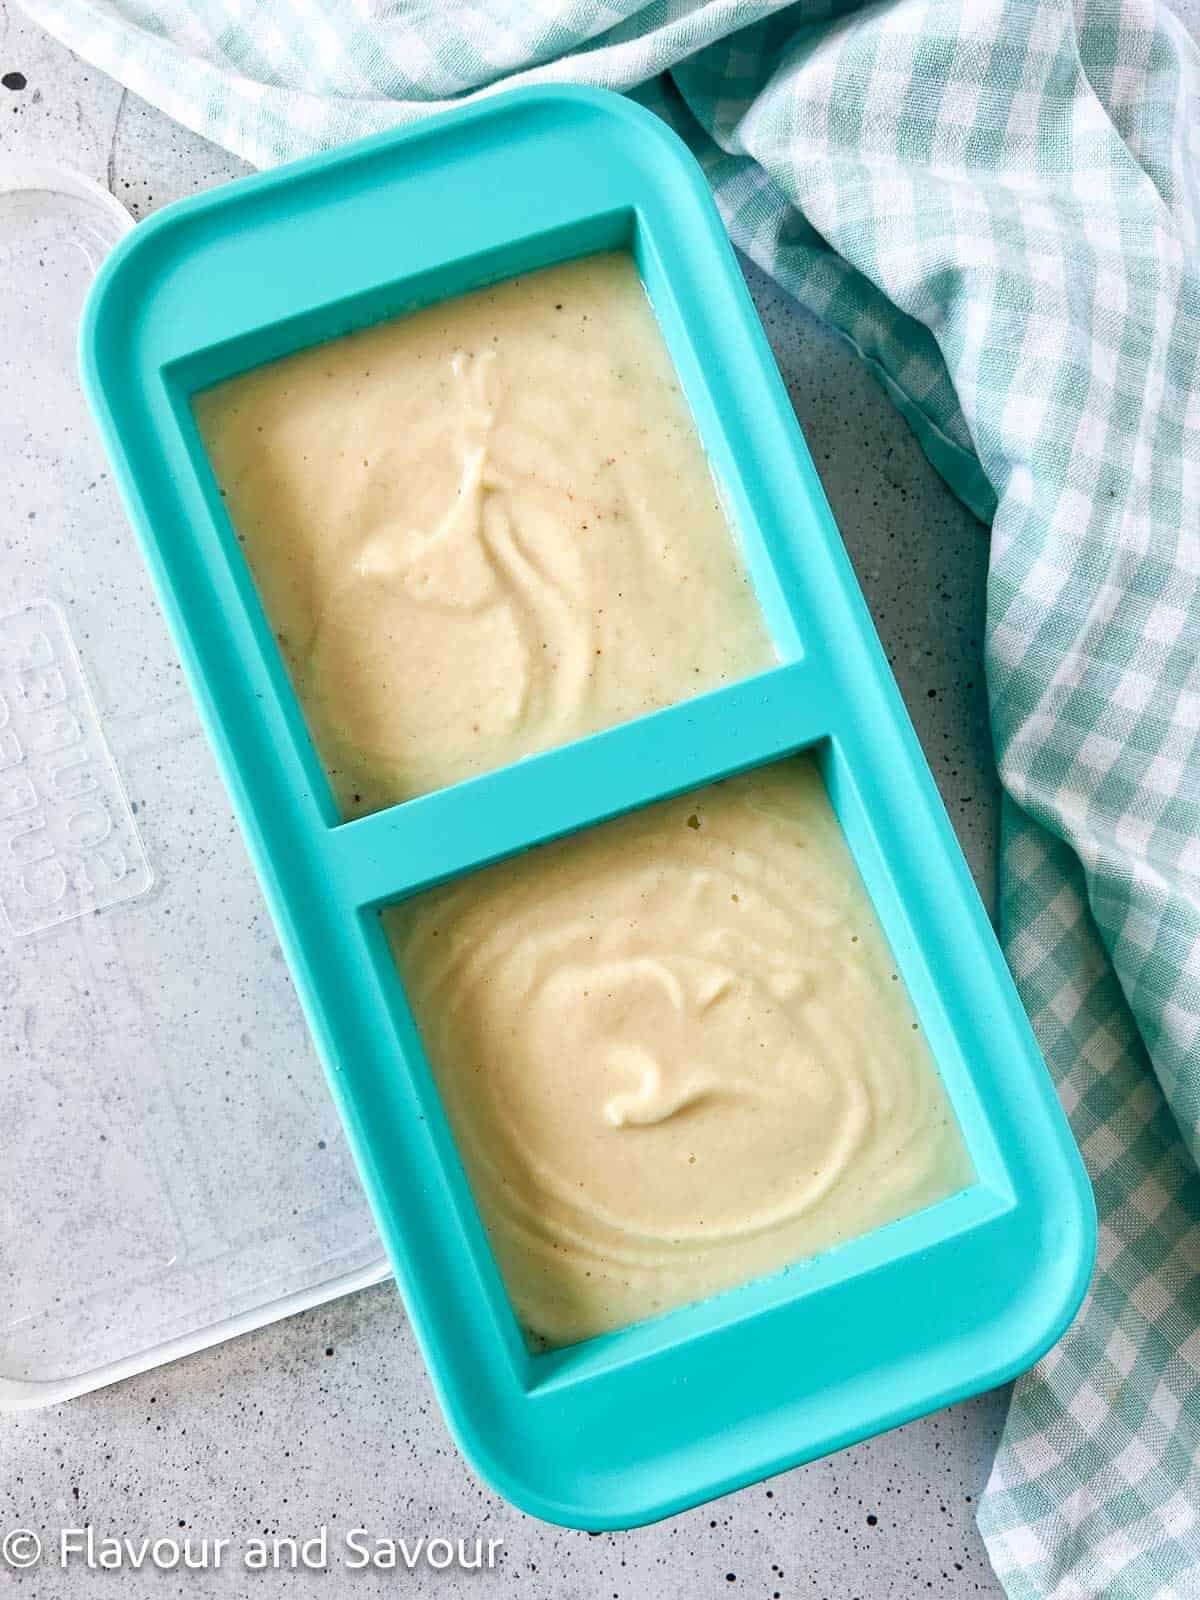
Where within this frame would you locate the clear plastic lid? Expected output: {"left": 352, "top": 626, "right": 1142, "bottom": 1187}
{"left": 0, "top": 165, "right": 387, "bottom": 1409}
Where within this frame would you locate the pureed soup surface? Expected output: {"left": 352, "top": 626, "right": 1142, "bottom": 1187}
{"left": 390, "top": 760, "right": 972, "bottom": 1346}
{"left": 197, "top": 254, "right": 972, "bottom": 1347}
{"left": 195, "top": 253, "right": 775, "bottom": 814}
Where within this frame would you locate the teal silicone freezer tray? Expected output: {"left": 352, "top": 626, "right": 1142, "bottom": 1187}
{"left": 80, "top": 86, "right": 1095, "bottom": 1529}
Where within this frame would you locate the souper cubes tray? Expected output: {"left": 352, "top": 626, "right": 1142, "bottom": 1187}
{"left": 79, "top": 88, "right": 1095, "bottom": 1527}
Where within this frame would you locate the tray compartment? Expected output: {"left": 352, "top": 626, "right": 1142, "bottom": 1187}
{"left": 189, "top": 242, "right": 789, "bottom": 818}
{"left": 371, "top": 742, "right": 992, "bottom": 1356}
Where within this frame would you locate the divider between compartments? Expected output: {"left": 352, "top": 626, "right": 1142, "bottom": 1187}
{"left": 323, "top": 659, "right": 830, "bottom": 911}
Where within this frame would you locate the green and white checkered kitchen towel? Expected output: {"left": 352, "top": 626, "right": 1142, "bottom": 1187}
{"left": 17, "top": 0, "right": 1200, "bottom": 1592}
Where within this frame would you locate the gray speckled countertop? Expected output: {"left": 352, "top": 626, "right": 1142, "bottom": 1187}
{"left": 0, "top": 3, "right": 1136, "bottom": 1593}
